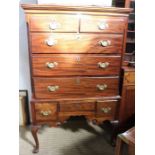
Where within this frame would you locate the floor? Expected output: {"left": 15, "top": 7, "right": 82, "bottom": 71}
{"left": 19, "top": 117, "right": 115, "bottom": 155}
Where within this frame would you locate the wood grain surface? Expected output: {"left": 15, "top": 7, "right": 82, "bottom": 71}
{"left": 34, "top": 102, "right": 57, "bottom": 122}
{"left": 30, "top": 14, "right": 79, "bottom": 32}
{"left": 59, "top": 100, "right": 95, "bottom": 112}
{"left": 80, "top": 15, "right": 126, "bottom": 33}
{"left": 31, "top": 33, "right": 123, "bottom": 53}
{"left": 21, "top": 4, "right": 132, "bottom": 14}
{"left": 32, "top": 54, "right": 121, "bottom": 76}
{"left": 33, "top": 77, "right": 119, "bottom": 99}
{"left": 96, "top": 100, "right": 117, "bottom": 118}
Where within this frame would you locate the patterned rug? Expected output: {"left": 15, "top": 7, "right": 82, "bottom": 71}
{"left": 19, "top": 118, "right": 114, "bottom": 155}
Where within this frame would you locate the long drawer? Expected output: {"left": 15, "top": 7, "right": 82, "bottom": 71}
{"left": 29, "top": 14, "right": 79, "bottom": 32}
{"left": 32, "top": 54, "right": 121, "bottom": 76}
{"left": 80, "top": 15, "right": 126, "bottom": 33}
{"left": 33, "top": 77, "right": 119, "bottom": 99}
{"left": 31, "top": 33, "right": 123, "bottom": 54}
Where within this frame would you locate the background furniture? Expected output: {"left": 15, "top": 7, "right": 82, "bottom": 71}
{"left": 119, "top": 67, "right": 135, "bottom": 127}
{"left": 115, "top": 127, "right": 135, "bottom": 155}
{"left": 21, "top": 4, "right": 131, "bottom": 153}
{"left": 119, "top": 0, "right": 135, "bottom": 129}
{"left": 115, "top": 0, "right": 135, "bottom": 66}
{"left": 124, "top": 0, "right": 135, "bottom": 67}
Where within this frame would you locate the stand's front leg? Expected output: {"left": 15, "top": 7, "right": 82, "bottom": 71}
{"left": 31, "top": 125, "right": 40, "bottom": 153}
{"left": 110, "top": 120, "right": 119, "bottom": 146}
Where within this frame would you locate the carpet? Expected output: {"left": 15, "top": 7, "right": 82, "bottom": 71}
{"left": 19, "top": 117, "right": 115, "bottom": 155}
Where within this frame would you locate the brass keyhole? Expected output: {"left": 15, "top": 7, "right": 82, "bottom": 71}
{"left": 75, "top": 56, "right": 80, "bottom": 62}
{"left": 76, "top": 78, "right": 80, "bottom": 85}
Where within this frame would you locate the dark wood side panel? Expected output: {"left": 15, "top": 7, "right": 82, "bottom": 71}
{"left": 33, "top": 77, "right": 119, "bottom": 99}
{"left": 32, "top": 54, "right": 121, "bottom": 76}
{"left": 119, "top": 68, "right": 135, "bottom": 124}
{"left": 119, "top": 85, "right": 135, "bottom": 123}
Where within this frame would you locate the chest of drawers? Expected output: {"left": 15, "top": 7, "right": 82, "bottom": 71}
{"left": 22, "top": 4, "right": 131, "bottom": 153}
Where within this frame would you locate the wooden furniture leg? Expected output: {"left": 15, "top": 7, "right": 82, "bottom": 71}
{"left": 115, "top": 137, "right": 123, "bottom": 155}
{"left": 31, "top": 125, "right": 40, "bottom": 153}
{"left": 128, "top": 141, "right": 135, "bottom": 155}
{"left": 110, "top": 120, "right": 119, "bottom": 146}
{"left": 115, "top": 127, "right": 135, "bottom": 155}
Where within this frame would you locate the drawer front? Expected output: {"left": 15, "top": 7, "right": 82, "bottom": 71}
{"left": 33, "top": 77, "right": 119, "bottom": 99}
{"left": 124, "top": 71, "right": 135, "bottom": 85}
{"left": 29, "top": 14, "right": 79, "bottom": 32}
{"left": 34, "top": 103, "right": 57, "bottom": 122}
{"left": 80, "top": 15, "right": 126, "bottom": 33}
{"left": 60, "top": 100, "right": 95, "bottom": 112}
{"left": 96, "top": 100, "right": 117, "bottom": 118}
{"left": 32, "top": 54, "right": 121, "bottom": 76}
{"left": 31, "top": 33, "right": 123, "bottom": 54}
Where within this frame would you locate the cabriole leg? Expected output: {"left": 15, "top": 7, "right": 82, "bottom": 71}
{"left": 31, "top": 125, "right": 40, "bottom": 153}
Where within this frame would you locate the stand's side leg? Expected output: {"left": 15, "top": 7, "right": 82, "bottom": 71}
{"left": 115, "top": 137, "right": 123, "bottom": 155}
{"left": 31, "top": 125, "right": 40, "bottom": 153}
{"left": 110, "top": 120, "right": 119, "bottom": 146}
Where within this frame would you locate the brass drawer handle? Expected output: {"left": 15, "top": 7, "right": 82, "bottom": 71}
{"left": 98, "top": 62, "right": 109, "bottom": 69}
{"left": 40, "top": 110, "right": 51, "bottom": 116}
{"left": 96, "top": 84, "right": 107, "bottom": 91}
{"left": 49, "top": 20, "right": 60, "bottom": 30}
{"left": 99, "top": 40, "right": 111, "bottom": 47}
{"left": 98, "top": 21, "right": 109, "bottom": 30}
{"left": 46, "top": 62, "right": 58, "bottom": 69}
{"left": 47, "top": 85, "right": 59, "bottom": 92}
{"left": 46, "top": 39, "right": 57, "bottom": 46}
{"left": 101, "top": 107, "right": 111, "bottom": 113}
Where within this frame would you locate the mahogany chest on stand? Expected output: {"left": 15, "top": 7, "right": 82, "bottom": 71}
{"left": 21, "top": 4, "right": 131, "bottom": 153}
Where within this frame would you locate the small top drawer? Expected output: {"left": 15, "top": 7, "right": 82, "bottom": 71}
{"left": 29, "top": 14, "right": 79, "bottom": 32}
{"left": 34, "top": 102, "right": 57, "bottom": 122}
{"left": 80, "top": 15, "right": 126, "bottom": 33}
{"left": 96, "top": 100, "right": 118, "bottom": 118}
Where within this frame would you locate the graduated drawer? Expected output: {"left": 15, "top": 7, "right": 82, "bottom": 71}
{"left": 96, "top": 100, "right": 118, "bottom": 118}
{"left": 29, "top": 14, "right": 78, "bottom": 32}
{"left": 80, "top": 15, "right": 126, "bottom": 33}
{"left": 31, "top": 33, "right": 123, "bottom": 54}
{"left": 32, "top": 54, "right": 121, "bottom": 76}
{"left": 60, "top": 100, "right": 95, "bottom": 112}
{"left": 33, "top": 77, "right": 119, "bottom": 99}
{"left": 33, "top": 102, "right": 57, "bottom": 122}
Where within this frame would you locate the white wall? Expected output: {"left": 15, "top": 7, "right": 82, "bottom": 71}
{"left": 19, "top": 0, "right": 37, "bottom": 99}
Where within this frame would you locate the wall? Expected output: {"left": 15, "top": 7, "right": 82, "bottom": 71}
{"left": 19, "top": 0, "right": 37, "bottom": 99}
